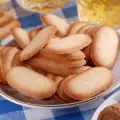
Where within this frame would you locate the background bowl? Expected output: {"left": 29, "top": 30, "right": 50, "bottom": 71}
{"left": 16, "top": 0, "right": 74, "bottom": 13}
{"left": 0, "top": 32, "right": 120, "bottom": 108}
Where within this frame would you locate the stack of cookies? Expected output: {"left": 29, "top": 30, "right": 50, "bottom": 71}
{"left": 0, "top": 13, "right": 119, "bottom": 102}
{"left": 0, "top": 10, "right": 21, "bottom": 40}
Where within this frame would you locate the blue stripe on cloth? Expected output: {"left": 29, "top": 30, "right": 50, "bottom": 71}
{"left": 62, "top": 5, "right": 77, "bottom": 18}
{"left": 0, "top": 111, "right": 26, "bottom": 120}
{"left": 18, "top": 13, "right": 42, "bottom": 29}
{"left": 52, "top": 107, "right": 80, "bottom": 116}
{"left": 0, "top": 100, "right": 24, "bottom": 115}
{"left": 80, "top": 108, "right": 96, "bottom": 120}
{"left": 54, "top": 112, "right": 84, "bottom": 120}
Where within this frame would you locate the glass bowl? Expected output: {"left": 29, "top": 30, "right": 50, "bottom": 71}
{"left": 0, "top": 29, "right": 120, "bottom": 108}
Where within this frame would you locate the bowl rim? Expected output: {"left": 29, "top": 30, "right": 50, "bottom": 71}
{"left": 0, "top": 82, "right": 120, "bottom": 108}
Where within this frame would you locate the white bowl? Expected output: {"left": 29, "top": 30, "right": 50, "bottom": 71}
{"left": 91, "top": 91, "right": 120, "bottom": 120}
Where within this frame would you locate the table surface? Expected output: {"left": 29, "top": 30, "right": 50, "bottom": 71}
{"left": 0, "top": 1, "right": 119, "bottom": 120}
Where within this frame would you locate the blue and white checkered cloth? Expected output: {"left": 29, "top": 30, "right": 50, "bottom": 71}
{"left": 0, "top": 0, "right": 119, "bottom": 120}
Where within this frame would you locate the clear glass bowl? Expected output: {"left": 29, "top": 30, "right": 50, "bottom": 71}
{"left": 0, "top": 28, "right": 120, "bottom": 108}
{"left": 16, "top": 0, "right": 72, "bottom": 13}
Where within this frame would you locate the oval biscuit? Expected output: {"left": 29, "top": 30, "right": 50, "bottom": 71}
{"left": 64, "top": 67, "right": 114, "bottom": 100}
{"left": 12, "top": 28, "right": 30, "bottom": 49}
{"left": 90, "top": 26, "right": 119, "bottom": 69}
{"left": 20, "top": 26, "right": 57, "bottom": 61}
{"left": 6, "top": 66, "right": 57, "bottom": 99}
{"left": 40, "top": 14, "right": 69, "bottom": 37}
{"left": 45, "top": 34, "right": 92, "bottom": 54}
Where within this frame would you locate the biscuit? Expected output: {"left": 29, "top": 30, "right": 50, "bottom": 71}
{"left": 67, "top": 22, "right": 86, "bottom": 35}
{"left": 1, "top": 47, "right": 19, "bottom": 79}
{"left": 90, "top": 26, "right": 119, "bottom": 69}
{"left": 53, "top": 93, "right": 65, "bottom": 102}
{"left": 64, "top": 67, "right": 114, "bottom": 100}
{"left": 77, "top": 25, "right": 93, "bottom": 34}
{"left": 84, "top": 26, "right": 96, "bottom": 38}
{"left": 72, "top": 66, "right": 91, "bottom": 74}
{"left": 6, "top": 66, "right": 57, "bottom": 99}
{"left": 83, "top": 46, "right": 95, "bottom": 66}
{"left": 65, "top": 51, "right": 85, "bottom": 60}
{"left": 0, "top": 46, "right": 12, "bottom": 81}
{"left": 12, "top": 28, "right": 30, "bottom": 49}
{"left": 12, "top": 50, "right": 24, "bottom": 67}
{"left": 98, "top": 104, "right": 120, "bottom": 120}
{"left": 53, "top": 75, "right": 64, "bottom": 86}
{"left": 38, "top": 49, "right": 65, "bottom": 62}
{"left": 39, "top": 49, "right": 85, "bottom": 65}
{"left": 46, "top": 72, "right": 55, "bottom": 80}
{"left": 28, "top": 56, "right": 71, "bottom": 76}
{"left": 57, "top": 76, "right": 76, "bottom": 102}
{"left": 0, "top": 46, "right": 6, "bottom": 83}
{"left": 0, "top": 20, "right": 21, "bottom": 40}
{"left": 29, "top": 27, "right": 44, "bottom": 40}
{"left": 45, "top": 34, "right": 92, "bottom": 54}
{"left": 0, "top": 14, "right": 14, "bottom": 27}
{"left": 40, "top": 14, "right": 69, "bottom": 37}
{"left": 34, "top": 68, "right": 47, "bottom": 76}
{"left": 67, "top": 59, "right": 86, "bottom": 67}
{"left": 20, "top": 26, "right": 57, "bottom": 61}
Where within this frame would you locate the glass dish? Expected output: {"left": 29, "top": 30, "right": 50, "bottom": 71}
{"left": 0, "top": 28, "right": 120, "bottom": 108}
{"left": 17, "top": 0, "right": 72, "bottom": 12}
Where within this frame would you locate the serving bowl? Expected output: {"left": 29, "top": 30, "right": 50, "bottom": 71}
{"left": 16, "top": 0, "right": 74, "bottom": 13}
{"left": 0, "top": 30, "right": 120, "bottom": 108}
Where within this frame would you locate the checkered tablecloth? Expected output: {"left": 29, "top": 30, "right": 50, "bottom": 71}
{"left": 0, "top": 0, "right": 119, "bottom": 120}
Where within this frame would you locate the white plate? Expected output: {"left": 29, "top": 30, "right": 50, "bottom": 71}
{"left": 91, "top": 91, "right": 120, "bottom": 120}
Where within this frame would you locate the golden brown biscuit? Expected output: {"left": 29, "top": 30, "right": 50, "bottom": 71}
{"left": 38, "top": 49, "right": 66, "bottom": 62}
{"left": 12, "top": 50, "right": 24, "bottom": 67}
{"left": 67, "top": 22, "right": 86, "bottom": 35}
{"left": 53, "top": 75, "right": 64, "bottom": 86}
{"left": 40, "top": 14, "right": 69, "bottom": 37}
{"left": 84, "top": 26, "right": 97, "bottom": 38}
{"left": 28, "top": 56, "right": 71, "bottom": 76}
{"left": 46, "top": 72, "right": 55, "bottom": 80}
{"left": 0, "top": 46, "right": 6, "bottom": 83}
{"left": 1, "top": 47, "right": 19, "bottom": 79}
{"left": 98, "top": 104, "right": 120, "bottom": 120}
{"left": 6, "top": 66, "right": 57, "bottom": 99}
{"left": 53, "top": 93, "right": 65, "bottom": 102}
{"left": 0, "top": 20, "right": 21, "bottom": 40}
{"left": 83, "top": 46, "right": 95, "bottom": 66}
{"left": 64, "top": 67, "right": 114, "bottom": 100}
{"left": 57, "top": 75, "right": 76, "bottom": 102}
{"left": 12, "top": 28, "right": 30, "bottom": 49}
{"left": 45, "top": 34, "right": 92, "bottom": 54}
{"left": 20, "top": 26, "right": 57, "bottom": 61}
{"left": 77, "top": 25, "right": 93, "bottom": 34}
{"left": 66, "top": 59, "right": 86, "bottom": 67}
{"left": 0, "top": 46, "right": 12, "bottom": 81}
{"left": 29, "top": 27, "right": 44, "bottom": 40}
{"left": 65, "top": 51, "right": 85, "bottom": 60}
{"left": 72, "top": 66, "right": 91, "bottom": 74}
{"left": 90, "top": 26, "right": 119, "bottom": 69}
{"left": 0, "top": 14, "right": 14, "bottom": 27}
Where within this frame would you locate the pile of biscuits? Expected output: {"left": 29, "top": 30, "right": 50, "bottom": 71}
{"left": 0, "top": 13, "right": 119, "bottom": 102}
{"left": 0, "top": 10, "right": 21, "bottom": 40}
